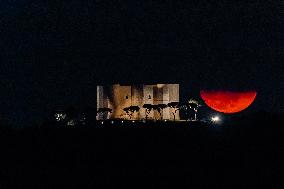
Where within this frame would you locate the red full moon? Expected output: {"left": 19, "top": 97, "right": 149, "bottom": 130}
{"left": 200, "top": 90, "right": 257, "bottom": 113}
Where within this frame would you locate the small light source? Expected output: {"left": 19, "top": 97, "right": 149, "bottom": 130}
{"left": 132, "top": 120, "right": 135, "bottom": 123}
{"left": 111, "top": 121, "right": 114, "bottom": 124}
{"left": 211, "top": 116, "right": 220, "bottom": 122}
{"left": 164, "top": 120, "right": 167, "bottom": 122}
{"left": 121, "top": 121, "right": 124, "bottom": 123}
{"left": 101, "top": 121, "right": 104, "bottom": 124}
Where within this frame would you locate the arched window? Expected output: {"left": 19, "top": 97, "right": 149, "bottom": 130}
{"left": 148, "top": 95, "right": 151, "bottom": 99}
{"left": 126, "top": 95, "right": 129, "bottom": 99}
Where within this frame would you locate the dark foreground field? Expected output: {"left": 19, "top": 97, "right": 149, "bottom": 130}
{"left": 0, "top": 113, "right": 283, "bottom": 188}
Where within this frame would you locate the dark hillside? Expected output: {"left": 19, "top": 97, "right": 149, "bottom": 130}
{"left": 0, "top": 112, "right": 283, "bottom": 188}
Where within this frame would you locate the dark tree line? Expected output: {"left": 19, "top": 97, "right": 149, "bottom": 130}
{"left": 50, "top": 98, "right": 202, "bottom": 126}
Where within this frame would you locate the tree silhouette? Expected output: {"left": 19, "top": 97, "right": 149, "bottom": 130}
{"left": 97, "top": 108, "right": 112, "bottom": 120}
{"left": 123, "top": 106, "right": 140, "bottom": 120}
{"left": 151, "top": 105, "right": 158, "bottom": 120}
{"left": 142, "top": 104, "right": 153, "bottom": 120}
{"left": 65, "top": 106, "right": 77, "bottom": 126}
{"left": 188, "top": 99, "right": 202, "bottom": 121}
{"left": 153, "top": 104, "right": 168, "bottom": 120}
{"left": 83, "top": 106, "right": 97, "bottom": 123}
{"left": 65, "top": 107, "right": 76, "bottom": 119}
{"left": 54, "top": 111, "right": 67, "bottom": 122}
{"left": 179, "top": 103, "right": 191, "bottom": 121}
{"left": 167, "top": 102, "right": 179, "bottom": 121}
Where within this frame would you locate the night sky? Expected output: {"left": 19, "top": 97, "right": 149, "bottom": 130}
{"left": 0, "top": 1, "right": 283, "bottom": 126}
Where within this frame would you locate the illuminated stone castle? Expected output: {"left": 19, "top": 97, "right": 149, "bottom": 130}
{"left": 97, "top": 84, "right": 179, "bottom": 120}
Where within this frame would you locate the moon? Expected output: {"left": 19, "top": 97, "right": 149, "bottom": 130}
{"left": 200, "top": 90, "right": 257, "bottom": 113}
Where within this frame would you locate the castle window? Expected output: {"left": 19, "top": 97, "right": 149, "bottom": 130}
{"left": 126, "top": 95, "right": 128, "bottom": 99}
{"left": 148, "top": 95, "right": 151, "bottom": 99}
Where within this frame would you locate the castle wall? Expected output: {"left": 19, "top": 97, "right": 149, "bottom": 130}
{"left": 97, "top": 84, "right": 180, "bottom": 120}
{"left": 97, "top": 86, "right": 111, "bottom": 120}
{"left": 142, "top": 85, "right": 154, "bottom": 119}
{"left": 110, "top": 84, "right": 131, "bottom": 119}
{"left": 169, "top": 84, "right": 180, "bottom": 120}
{"left": 152, "top": 85, "right": 163, "bottom": 119}
{"left": 162, "top": 85, "right": 171, "bottom": 119}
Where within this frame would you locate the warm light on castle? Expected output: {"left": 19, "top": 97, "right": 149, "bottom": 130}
{"left": 97, "top": 84, "right": 179, "bottom": 120}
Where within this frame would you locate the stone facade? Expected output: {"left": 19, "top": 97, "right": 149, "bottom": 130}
{"left": 97, "top": 84, "right": 179, "bottom": 120}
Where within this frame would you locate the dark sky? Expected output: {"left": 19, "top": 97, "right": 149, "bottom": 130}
{"left": 0, "top": 1, "right": 283, "bottom": 125}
